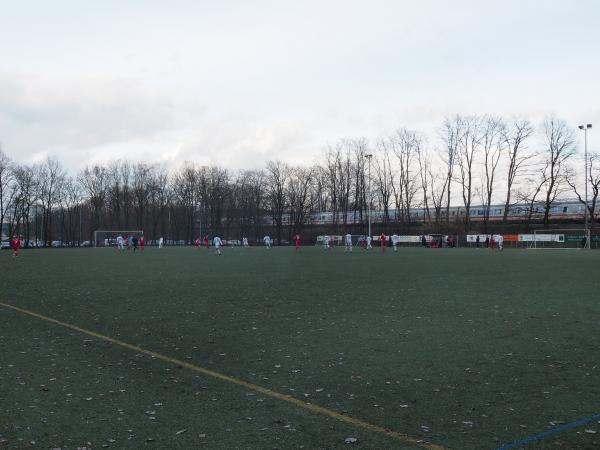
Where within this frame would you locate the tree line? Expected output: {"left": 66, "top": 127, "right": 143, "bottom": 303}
{"left": 1, "top": 113, "right": 598, "bottom": 246}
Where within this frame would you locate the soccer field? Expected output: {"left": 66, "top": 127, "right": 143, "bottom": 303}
{"left": 1, "top": 247, "right": 600, "bottom": 449}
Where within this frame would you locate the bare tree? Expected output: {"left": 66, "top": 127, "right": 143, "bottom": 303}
{"left": 456, "top": 115, "right": 482, "bottom": 230}
{"left": 516, "top": 173, "right": 546, "bottom": 231}
{"left": 480, "top": 116, "right": 503, "bottom": 232}
{"left": 337, "top": 143, "right": 353, "bottom": 230}
{"left": 106, "top": 160, "right": 133, "bottom": 230}
{"left": 287, "top": 166, "right": 314, "bottom": 235}
{"left": 440, "top": 117, "right": 461, "bottom": 225}
{"left": 235, "top": 170, "right": 266, "bottom": 240}
{"left": 501, "top": 118, "right": 535, "bottom": 222}
{"left": 566, "top": 153, "right": 600, "bottom": 231}
{"left": 540, "top": 115, "right": 576, "bottom": 226}
{"left": 428, "top": 166, "right": 447, "bottom": 227}
{"left": 392, "top": 128, "right": 420, "bottom": 226}
{"left": 266, "top": 161, "right": 289, "bottom": 244}
{"left": 374, "top": 139, "right": 394, "bottom": 229}
{"left": 171, "top": 163, "right": 204, "bottom": 241}
{"left": 204, "top": 166, "right": 230, "bottom": 238}
{"left": 350, "top": 139, "right": 369, "bottom": 229}
{"left": 78, "top": 165, "right": 108, "bottom": 241}
{"left": 37, "top": 157, "right": 66, "bottom": 246}
{"left": 248, "top": 170, "right": 267, "bottom": 238}
{"left": 324, "top": 146, "right": 342, "bottom": 230}
{"left": 416, "top": 143, "right": 432, "bottom": 223}
{"left": 11, "top": 165, "right": 38, "bottom": 241}
{"left": 312, "top": 167, "right": 330, "bottom": 218}
{"left": 60, "top": 176, "right": 83, "bottom": 245}
{"left": 147, "top": 166, "right": 170, "bottom": 240}
{"left": 132, "top": 163, "right": 154, "bottom": 229}
{"left": 0, "top": 148, "right": 16, "bottom": 236}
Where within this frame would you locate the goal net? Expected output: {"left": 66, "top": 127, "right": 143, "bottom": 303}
{"left": 526, "top": 229, "right": 590, "bottom": 249}
{"left": 93, "top": 230, "right": 144, "bottom": 247}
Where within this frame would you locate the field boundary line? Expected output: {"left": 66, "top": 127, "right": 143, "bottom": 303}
{"left": 0, "top": 302, "right": 448, "bottom": 450}
{"left": 495, "top": 412, "right": 600, "bottom": 449}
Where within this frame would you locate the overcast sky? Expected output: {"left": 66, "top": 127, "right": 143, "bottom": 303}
{"left": 0, "top": 0, "right": 598, "bottom": 173}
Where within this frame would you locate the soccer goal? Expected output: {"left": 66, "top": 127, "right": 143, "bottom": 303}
{"left": 315, "top": 235, "right": 342, "bottom": 246}
{"left": 93, "top": 230, "right": 144, "bottom": 247}
{"left": 526, "top": 229, "right": 590, "bottom": 249}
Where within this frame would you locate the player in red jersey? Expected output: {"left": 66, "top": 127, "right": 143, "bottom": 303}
{"left": 139, "top": 235, "right": 145, "bottom": 253}
{"left": 293, "top": 233, "right": 301, "bottom": 251}
{"left": 203, "top": 234, "right": 209, "bottom": 248}
{"left": 380, "top": 232, "right": 386, "bottom": 251}
{"left": 11, "top": 235, "right": 21, "bottom": 257}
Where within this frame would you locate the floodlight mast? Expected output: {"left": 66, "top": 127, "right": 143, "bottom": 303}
{"left": 578, "top": 123, "right": 592, "bottom": 249}
{"left": 365, "top": 153, "right": 373, "bottom": 240}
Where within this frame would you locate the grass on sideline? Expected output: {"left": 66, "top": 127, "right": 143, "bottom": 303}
{"left": 1, "top": 246, "right": 600, "bottom": 449}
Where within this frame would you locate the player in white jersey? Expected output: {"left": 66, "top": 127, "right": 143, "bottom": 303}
{"left": 323, "top": 235, "right": 330, "bottom": 250}
{"left": 158, "top": 237, "right": 164, "bottom": 248}
{"left": 496, "top": 234, "right": 504, "bottom": 250}
{"left": 391, "top": 233, "right": 399, "bottom": 251}
{"left": 263, "top": 236, "right": 272, "bottom": 248}
{"left": 213, "top": 236, "right": 223, "bottom": 255}
{"left": 242, "top": 237, "right": 249, "bottom": 247}
{"left": 116, "top": 235, "right": 124, "bottom": 251}
{"left": 366, "top": 235, "right": 372, "bottom": 249}
{"left": 344, "top": 233, "right": 352, "bottom": 252}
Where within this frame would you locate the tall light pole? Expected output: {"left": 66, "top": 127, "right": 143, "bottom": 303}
{"left": 578, "top": 123, "right": 592, "bottom": 249}
{"left": 79, "top": 206, "right": 82, "bottom": 246}
{"left": 365, "top": 153, "right": 373, "bottom": 240}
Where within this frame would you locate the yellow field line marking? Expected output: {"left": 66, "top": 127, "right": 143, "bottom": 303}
{"left": 0, "top": 302, "right": 448, "bottom": 450}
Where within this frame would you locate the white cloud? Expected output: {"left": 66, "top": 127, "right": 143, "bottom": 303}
{"left": 0, "top": 0, "right": 598, "bottom": 174}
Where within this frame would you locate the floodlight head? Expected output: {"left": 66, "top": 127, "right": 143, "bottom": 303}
{"left": 579, "top": 125, "right": 585, "bottom": 130}
{"left": 587, "top": 124, "right": 592, "bottom": 129}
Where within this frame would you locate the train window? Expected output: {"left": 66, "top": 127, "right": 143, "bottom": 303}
{"left": 563, "top": 207, "right": 568, "bottom": 213}
{"left": 495, "top": 209, "right": 502, "bottom": 215}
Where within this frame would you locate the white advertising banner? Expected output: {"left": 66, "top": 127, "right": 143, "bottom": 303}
{"left": 519, "top": 234, "right": 564, "bottom": 242}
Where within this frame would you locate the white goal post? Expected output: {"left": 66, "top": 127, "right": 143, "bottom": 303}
{"left": 93, "top": 230, "right": 144, "bottom": 247}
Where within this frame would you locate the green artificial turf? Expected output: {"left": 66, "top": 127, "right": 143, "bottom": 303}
{"left": 1, "top": 246, "right": 600, "bottom": 449}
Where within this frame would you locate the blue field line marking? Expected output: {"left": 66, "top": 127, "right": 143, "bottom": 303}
{"left": 495, "top": 412, "right": 600, "bottom": 449}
